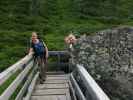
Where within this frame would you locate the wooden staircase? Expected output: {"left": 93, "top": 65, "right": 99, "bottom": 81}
{"left": 31, "top": 72, "right": 71, "bottom": 100}
{"left": 0, "top": 51, "right": 110, "bottom": 100}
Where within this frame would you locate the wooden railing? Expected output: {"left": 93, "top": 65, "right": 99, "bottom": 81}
{"left": 70, "top": 65, "right": 110, "bottom": 100}
{"left": 0, "top": 52, "right": 39, "bottom": 100}
{"left": 0, "top": 53, "right": 33, "bottom": 86}
{"left": 0, "top": 51, "right": 69, "bottom": 100}
{"left": 48, "top": 51, "right": 70, "bottom": 71}
{"left": 0, "top": 49, "right": 111, "bottom": 100}
{"left": 69, "top": 44, "right": 110, "bottom": 100}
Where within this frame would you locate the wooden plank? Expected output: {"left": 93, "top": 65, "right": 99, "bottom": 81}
{"left": 32, "top": 89, "right": 69, "bottom": 96}
{"left": 66, "top": 91, "right": 71, "bottom": 100}
{"left": 0, "top": 61, "right": 33, "bottom": 100}
{"left": 70, "top": 74, "right": 86, "bottom": 100}
{"left": 31, "top": 95, "right": 67, "bottom": 100}
{"left": 77, "top": 64, "right": 110, "bottom": 100}
{"left": 31, "top": 73, "right": 72, "bottom": 100}
{"left": 48, "top": 51, "right": 68, "bottom": 56}
{"left": 47, "top": 75, "right": 68, "bottom": 77}
{"left": 44, "top": 79, "right": 69, "bottom": 84}
{"left": 23, "top": 72, "right": 39, "bottom": 100}
{"left": 0, "top": 52, "right": 33, "bottom": 86}
{"left": 15, "top": 64, "right": 38, "bottom": 100}
{"left": 68, "top": 81, "right": 77, "bottom": 100}
{"left": 46, "top": 76, "right": 68, "bottom": 80}
{"left": 46, "top": 71, "right": 65, "bottom": 75}
{"left": 36, "top": 83, "right": 69, "bottom": 89}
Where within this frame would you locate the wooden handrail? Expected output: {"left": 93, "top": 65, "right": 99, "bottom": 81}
{"left": 48, "top": 51, "right": 69, "bottom": 56}
{"left": 69, "top": 44, "right": 110, "bottom": 100}
{"left": 0, "top": 61, "right": 34, "bottom": 100}
{"left": 73, "top": 64, "right": 110, "bottom": 100}
{"left": 23, "top": 72, "right": 39, "bottom": 100}
{"left": 15, "top": 63, "right": 38, "bottom": 100}
{"left": 0, "top": 52, "right": 33, "bottom": 86}
{"left": 0, "top": 50, "right": 69, "bottom": 100}
{"left": 70, "top": 74, "right": 86, "bottom": 100}
{"left": 0, "top": 48, "right": 110, "bottom": 100}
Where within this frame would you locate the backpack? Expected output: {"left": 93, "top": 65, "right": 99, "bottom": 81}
{"left": 32, "top": 40, "right": 46, "bottom": 56}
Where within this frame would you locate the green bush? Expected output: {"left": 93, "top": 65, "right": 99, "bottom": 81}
{"left": 0, "top": 0, "right": 133, "bottom": 72}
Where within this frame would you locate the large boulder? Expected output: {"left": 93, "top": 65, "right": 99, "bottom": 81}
{"left": 71, "top": 26, "right": 133, "bottom": 100}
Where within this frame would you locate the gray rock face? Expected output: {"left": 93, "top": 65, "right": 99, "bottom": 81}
{"left": 71, "top": 26, "right": 133, "bottom": 100}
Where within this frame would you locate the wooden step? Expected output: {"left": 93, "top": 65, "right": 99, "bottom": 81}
{"left": 36, "top": 83, "right": 69, "bottom": 89}
{"left": 46, "top": 71, "right": 65, "bottom": 75}
{"left": 47, "top": 74, "right": 68, "bottom": 77}
{"left": 32, "top": 89, "right": 69, "bottom": 96}
{"left": 31, "top": 95, "right": 67, "bottom": 100}
{"left": 44, "top": 79, "right": 69, "bottom": 84}
{"left": 46, "top": 76, "right": 68, "bottom": 80}
{"left": 31, "top": 72, "right": 72, "bottom": 100}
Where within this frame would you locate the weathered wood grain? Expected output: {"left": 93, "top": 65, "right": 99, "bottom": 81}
{"left": 46, "top": 76, "right": 68, "bottom": 80}
{"left": 31, "top": 95, "right": 67, "bottom": 100}
{"left": 0, "top": 61, "right": 33, "bottom": 100}
{"left": 44, "top": 79, "right": 69, "bottom": 84}
{"left": 36, "top": 83, "right": 69, "bottom": 89}
{"left": 31, "top": 72, "right": 71, "bottom": 100}
{"left": 0, "top": 53, "right": 33, "bottom": 86}
{"left": 32, "top": 89, "right": 69, "bottom": 96}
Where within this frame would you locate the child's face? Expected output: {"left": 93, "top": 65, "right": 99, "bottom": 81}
{"left": 32, "top": 34, "right": 38, "bottom": 42}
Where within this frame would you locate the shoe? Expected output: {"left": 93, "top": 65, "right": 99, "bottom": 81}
{"left": 39, "top": 80, "right": 44, "bottom": 84}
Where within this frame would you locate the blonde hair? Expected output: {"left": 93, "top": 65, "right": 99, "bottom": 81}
{"left": 64, "top": 34, "right": 77, "bottom": 44}
{"left": 32, "top": 32, "right": 38, "bottom": 37}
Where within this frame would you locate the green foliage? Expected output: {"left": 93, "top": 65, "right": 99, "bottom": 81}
{"left": 0, "top": 30, "right": 31, "bottom": 71}
{"left": 0, "top": 1, "right": 133, "bottom": 100}
{"left": 0, "top": 70, "right": 20, "bottom": 95}
{"left": 44, "top": 33, "right": 65, "bottom": 50}
{"left": 72, "top": 0, "right": 133, "bottom": 18}
{"left": 0, "top": 0, "right": 133, "bottom": 71}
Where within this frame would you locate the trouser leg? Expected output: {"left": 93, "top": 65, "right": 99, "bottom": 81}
{"left": 38, "top": 57, "right": 47, "bottom": 82}
{"left": 41, "top": 58, "right": 46, "bottom": 80}
{"left": 37, "top": 57, "right": 43, "bottom": 83}
{"left": 43, "top": 58, "right": 47, "bottom": 79}
{"left": 37, "top": 55, "right": 47, "bottom": 83}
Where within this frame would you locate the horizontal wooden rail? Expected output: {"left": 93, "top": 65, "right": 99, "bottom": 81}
{"left": 0, "top": 50, "right": 69, "bottom": 100}
{"left": 70, "top": 74, "right": 86, "bottom": 100}
{"left": 23, "top": 72, "right": 39, "bottom": 100}
{"left": 0, "top": 61, "right": 34, "bottom": 100}
{"left": 0, "top": 53, "right": 33, "bottom": 86}
{"left": 76, "top": 64, "right": 110, "bottom": 100}
{"left": 69, "top": 44, "right": 110, "bottom": 100}
{"left": 15, "top": 64, "right": 38, "bottom": 100}
{"left": 48, "top": 51, "right": 69, "bottom": 56}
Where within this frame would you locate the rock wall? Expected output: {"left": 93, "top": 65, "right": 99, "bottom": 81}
{"left": 71, "top": 26, "right": 133, "bottom": 100}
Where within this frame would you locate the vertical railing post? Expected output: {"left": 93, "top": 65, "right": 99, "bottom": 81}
{"left": 57, "top": 53, "right": 61, "bottom": 71}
